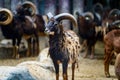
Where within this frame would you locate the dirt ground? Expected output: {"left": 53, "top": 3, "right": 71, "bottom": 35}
{"left": 0, "top": 41, "right": 118, "bottom": 80}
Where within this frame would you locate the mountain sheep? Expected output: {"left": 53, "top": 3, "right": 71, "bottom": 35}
{"left": 44, "top": 13, "right": 81, "bottom": 80}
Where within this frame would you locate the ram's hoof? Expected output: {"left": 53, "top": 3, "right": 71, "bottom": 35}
{"left": 105, "top": 72, "right": 110, "bottom": 78}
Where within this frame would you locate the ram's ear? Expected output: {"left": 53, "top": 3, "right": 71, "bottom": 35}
{"left": 47, "top": 12, "right": 54, "bottom": 19}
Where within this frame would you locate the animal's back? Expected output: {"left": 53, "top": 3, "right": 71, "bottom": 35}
{"left": 49, "top": 30, "right": 80, "bottom": 64}
{"left": 64, "top": 30, "right": 81, "bottom": 63}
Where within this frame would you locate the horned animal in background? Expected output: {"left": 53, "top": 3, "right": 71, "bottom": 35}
{"left": 102, "top": 9, "right": 120, "bottom": 35}
{"left": 16, "top": 1, "right": 49, "bottom": 56}
{"left": 0, "top": 8, "right": 36, "bottom": 58}
{"left": 76, "top": 12, "right": 97, "bottom": 59}
{"left": 44, "top": 13, "right": 81, "bottom": 80}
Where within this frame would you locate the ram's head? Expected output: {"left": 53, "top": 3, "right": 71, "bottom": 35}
{"left": 22, "top": 1, "right": 36, "bottom": 16}
{"left": 108, "top": 9, "right": 120, "bottom": 20}
{"left": 45, "top": 13, "right": 77, "bottom": 35}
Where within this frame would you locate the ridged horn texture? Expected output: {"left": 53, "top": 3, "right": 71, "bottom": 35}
{"left": 83, "top": 12, "right": 94, "bottom": 21}
{"left": 22, "top": 1, "right": 36, "bottom": 16}
{"left": 0, "top": 8, "right": 13, "bottom": 25}
{"left": 108, "top": 9, "right": 120, "bottom": 18}
{"left": 54, "top": 13, "right": 77, "bottom": 27}
{"left": 111, "top": 20, "right": 120, "bottom": 26}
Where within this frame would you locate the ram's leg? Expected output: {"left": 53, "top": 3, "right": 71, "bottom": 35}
{"left": 83, "top": 45, "right": 88, "bottom": 58}
{"left": 36, "top": 37, "right": 40, "bottom": 56}
{"left": 12, "top": 39, "right": 16, "bottom": 58}
{"left": 104, "top": 48, "right": 113, "bottom": 77}
{"left": 26, "top": 38, "right": 32, "bottom": 57}
{"left": 72, "top": 62, "right": 75, "bottom": 80}
{"left": 16, "top": 38, "right": 21, "bottom": 59}
{"left": 12, "top": 39, "right": 19, "bottom": 59}
{"left": 80, "top": 39, "right": 87, "bottom": 52}
{"left": 62, "top": 61, "right": 68, "bottom": 80}
{"left": 15, "top": 46, "right": 19, "bottom": 59}
{"left": 12, "top": 46, "right": 15, "bottom": 58}
{"left": 12, "top": 45, "right": 19, "bottom": 59}
{"left": 31, "top": 38, "right": 35, "bottom": 57}
{"left": 34, "top": 36, "right": 39, "bottom": 56}
{"left": 53, "top": 61, "right": 59, "bottom": 80}
{"left": 90, "top": 45, "right": 95, "bottom": 59}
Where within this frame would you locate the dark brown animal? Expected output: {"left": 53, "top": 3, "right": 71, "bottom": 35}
{"left": 44, "top": 13, "right": 81, "bottom": 80}
{"left": 104, "top": 29, "right": 120, "bottom": 77}
{"left": 21, "top": 1, "right": 48, "bottom": 36}
{"left": 76, "top": 12, "right": 97, "bottom": 59}
{"left": 16, "top": 1, "right": 48, "bottom": 56}
{"left": 102, "top": 9, "right": 120, "bottom": 77}
{"left": 0, "top": 8, "right": 36, "bottom": 58}
{"left": 103, "top": 9, "right": 120, "bottom": 77}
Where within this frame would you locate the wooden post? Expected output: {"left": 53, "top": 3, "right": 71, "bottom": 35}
{"left": 59, "top": 0, "right": 70, "bottom": 30}
{"left": 73, "top": 0, "right": 84, "bottom": 14}
{"left": 45, "top": 0, "right": 56, "bottom": 15}
{"left": 36, "top": 0, "right": 45, "bottom": 15}
{"left": 59, "top": 0, "right": 69, "bottom": 13}
{"left": 0, "top": 1, "right": 5, "bottom": 8}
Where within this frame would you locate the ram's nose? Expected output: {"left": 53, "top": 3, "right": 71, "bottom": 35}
{"left": 44, "top": 28, "right": 50, "bottom": 35}
{"left": 44, "top": 28, "right": 55, "bottom": 35}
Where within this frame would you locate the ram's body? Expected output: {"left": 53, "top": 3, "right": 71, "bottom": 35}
{"left": 45, "top": 13, "right": 80, "bottom": 80}
{"left": 49, "top": 29, "right": 80, "bottom": 65}
{"left": 102, "top": 9, "right": 120, "bottom": 77}
{"left": 76, "top": 12, "right": 97, "bottom": 59}
{"left": 0, "top": 8, "right": 36, "bottom": 58}
{"left": 16, "top": 1, "right": 48, "bottom": 56}
{"left": 104, "top": 29, "right": 120, "bottom": 77}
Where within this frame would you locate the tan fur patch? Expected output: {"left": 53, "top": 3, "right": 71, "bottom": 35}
{"left": 63, "top": 30, "right": 81, "bottom": 64}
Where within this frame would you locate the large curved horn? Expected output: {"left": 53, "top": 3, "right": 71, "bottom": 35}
{"left": 22, "top": 1, "right": 36, "bottom": 16}
{"left": 108, "top": 9, "right": 120, "bottom": 18}
{"left": 83, "top": 12, "right": 94, "bottom": 21}
{"left": 54, "top": 13, "right": 77, "bottom": 27}
{"left": 111, "top": 20, "right": 120, "bottom": 27}
{"left": 0, "top": 8, "right": 13, "bottom": 25}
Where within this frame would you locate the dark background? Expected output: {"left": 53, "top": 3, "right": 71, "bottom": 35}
{"left": 0, "top": 0, "right": 119, "bottom": 15}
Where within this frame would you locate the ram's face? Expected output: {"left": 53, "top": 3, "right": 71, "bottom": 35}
{"left": 44, "top": 17, "right": 57, "bottom": 35}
